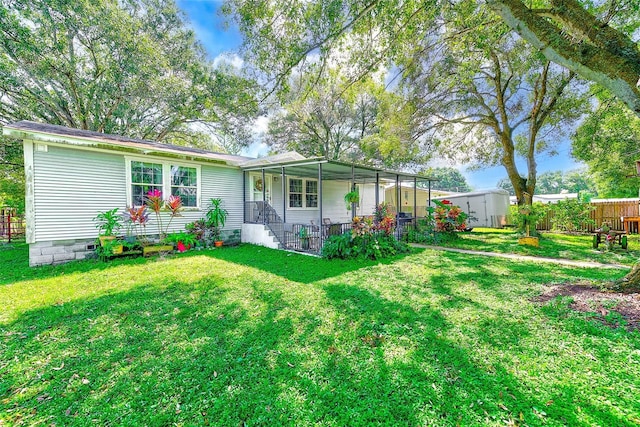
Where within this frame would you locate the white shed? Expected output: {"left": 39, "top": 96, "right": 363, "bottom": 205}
{"left": 433, "top": 189, "right": 510, "bottom": 228}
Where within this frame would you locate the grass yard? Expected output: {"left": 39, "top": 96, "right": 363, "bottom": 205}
{"left": 439, "top": 228, "right": 640, "bottom": 266}
{"left": 1, "top": 243, "right": 639, "bottom": 426}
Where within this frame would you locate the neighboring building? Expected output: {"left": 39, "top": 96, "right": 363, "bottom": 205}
{"left": 433, "top": 189, "right": 510, "bottom": 228}
{"left": 508, "top": 192, "right": 578, "bottom": 205}
{"left": 384, "top": 183, "right": 451, "bottom": 218}
{"left": 4, "top": 121, "right": 435, "bottom": 266}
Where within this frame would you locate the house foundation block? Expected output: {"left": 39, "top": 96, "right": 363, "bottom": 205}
{"left": 29, "top": 239, "right": 96, "bottom": 267}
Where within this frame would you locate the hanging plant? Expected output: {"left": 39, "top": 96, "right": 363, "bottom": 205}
{"left": 344, "top": 187, "right": 359, "bottom": 210}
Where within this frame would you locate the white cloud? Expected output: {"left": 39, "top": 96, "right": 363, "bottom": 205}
{"left": 213, "top": 53, "right": 244, "bottom": 70}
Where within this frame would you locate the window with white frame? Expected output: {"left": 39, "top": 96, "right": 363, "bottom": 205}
{"left": 128, "top": 159, "right": 200, "bottom": 207}
{"left": 289, "top": 177, "right": 318, "bottom": 208}
{"left": 131, "top": 161, "right": 163, "bottom": 207}
{"left": 170, "top": 165, "right": 198, "bottom": 207}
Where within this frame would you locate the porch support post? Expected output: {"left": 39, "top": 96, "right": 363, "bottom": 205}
{"left": 428, "top": 181, "right": 432, "bottom": 208}
{"left": 351, "top": 164, "right": 356, "bottom": 220}
{"left": 318, "top": 163, "right": 323, "bottom": 230}
{"left": 262, "top": 168, "right": 266, "bottom": 224}
{"left": 375, "top": 172, "right": 379, "bottom": 207}
{"left": 282, "top": 166, "right": 286, "bottom": 224}
{"left": 413, "top": 177, "right": 417, "bottom": 222}
{"left": 396, "top": 174, "right": 400, "bottom": 215}
{"left": 242, "top": 171, "right": 246, "bottom": 223}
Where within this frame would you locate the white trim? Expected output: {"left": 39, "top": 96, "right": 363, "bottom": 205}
{"left": 23, "top": 140, "right": 36, "bottom": 244}
{"left": 3, "top": 127, "right": 243, "bottom": 167}
{"left": 288, "top": 177, "right": 318, "bottom": 210}
{"left": 125, "top": 156, "right": 202, "bottom": 209}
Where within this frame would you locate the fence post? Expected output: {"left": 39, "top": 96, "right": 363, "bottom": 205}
{"left": 7, "top": 212, "right": 11, "bottom": 243}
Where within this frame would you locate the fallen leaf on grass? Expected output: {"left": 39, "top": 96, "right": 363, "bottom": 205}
{"left": 52, "top": 362, "right": 64, "bottom": 371}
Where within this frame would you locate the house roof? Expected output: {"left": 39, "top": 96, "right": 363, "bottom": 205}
{"left": 3, "top": 121, "right": 440, "bottom": 181}
{"left": 2, "top": 121, "right": 252, "bottom": 166}
{"left": 242, "top": 157, "right": 438, "bottom": 183}
{"left": 240, "top": 151, "right": 307, "bottom": 167}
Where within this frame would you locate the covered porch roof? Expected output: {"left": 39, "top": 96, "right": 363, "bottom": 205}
{"left": 241, "top": 157, "right": 438, "bottom": 185}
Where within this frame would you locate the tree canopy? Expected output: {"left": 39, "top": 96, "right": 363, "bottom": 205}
{"left": 497, "top": 169, "right": 596, "bottom": 195}
{"left": 266, "top": 71, "right": 427, "bottom": 168}
{"left": 572, "top": 92, "right": 640, "bottom": 198}
{"left": 0, "top": 0, "right": 258, "bottom": 149}
{"left": 418, "top": 167, "right": 471, "bottom": 193}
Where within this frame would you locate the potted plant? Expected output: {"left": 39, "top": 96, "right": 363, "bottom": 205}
{"left": 93, "top": 208, "right": 123, "bottom": 246}
{"left": 206, "top": 198, "right": 228, "bottom": 247}
{"left": 344, "top": 187, "right": 359, "bottom": 210}
{"left": 164, "top": 231, "right": 197, "bottom": 252}
{"left": 299, "top": 226, "right": 310, "bottom": 250}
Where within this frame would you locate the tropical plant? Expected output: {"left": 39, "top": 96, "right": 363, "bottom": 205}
{"left": 373, "top": 203, "right": 395, "bottom": 236}
{"left": 123, "top": 205, "right": 150, "bottom": 239}
{"left": 93, "top": 208, "right": 122, "bottom": 236}
{"left": 145, "top": 190, "right": 183, "bottom": 240}
{"left": 433, "top": 200, "right": 468, "bottom": 233}
{"left": 205, "top": 198, "right": 228, "bottom": 242}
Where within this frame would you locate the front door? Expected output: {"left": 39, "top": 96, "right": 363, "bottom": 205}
{"left": 250, "top": 174, "right": 272, "bottom": 204}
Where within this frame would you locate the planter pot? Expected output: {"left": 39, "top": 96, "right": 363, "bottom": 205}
{"left": 301, "top": 238, "right": 310, "bottom": 250}
{"left": 99, "top": 235, "right": 116, "bottom": 246}
{"left": 518, "top": 236, "right": 539, "bottom": 247}
{"left": 143, "top": 245, "right": 174, "bottom": 256}
{"left": 111, "top": 244, "right": 124, "bottom": 255}
{"left": 214, "top": 241, "right": 223, "bottom": 247}
{"left": 124, "top": 235, "right": 137, "bottom": 244}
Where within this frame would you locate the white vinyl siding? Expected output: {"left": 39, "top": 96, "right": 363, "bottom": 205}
{"left": 32, "top": 144, "right": 127, "bottom": 242}
{"left": 30, "top": 144, "right": 243, "bottom": 242}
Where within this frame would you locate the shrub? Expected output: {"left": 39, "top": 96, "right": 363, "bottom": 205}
{"left": 322, "top": 232, "right": 409, "bottom": 260}
{"left": 509, "top": 202, "right": 548, "bottom": 236}
{"left": 434, "top": 200, "right": 468, "bottom": 232}
{"left": 549, "top": 199, "right": 595, "bottom": 232}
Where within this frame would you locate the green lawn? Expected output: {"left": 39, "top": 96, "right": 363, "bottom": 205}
{"left": 1, "top": 243, "right": 638, "bottom": 426}
{"left": 437, "top": 228, "right": 640, "bottom": 266}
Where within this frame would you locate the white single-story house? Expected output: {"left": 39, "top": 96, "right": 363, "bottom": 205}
{"left": 3, "top": 121, "right": 436, "bottom": 266}
{"left": 433, "top": 189, "right": 510, "bottom": 228}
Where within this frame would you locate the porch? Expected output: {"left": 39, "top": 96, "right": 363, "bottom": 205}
{"left": 240, "top": 157, "right": 437, "bottom": 254}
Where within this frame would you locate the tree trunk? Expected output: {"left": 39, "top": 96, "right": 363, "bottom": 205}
{"left": 611, "top": 263, "right": 640, "bottom": 293}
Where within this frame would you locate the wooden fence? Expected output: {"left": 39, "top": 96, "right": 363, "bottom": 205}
{"left": 536, "top": 199, "right": 640, "bottom": 232}
{"left": 0, "top": 208, "right": 26, "bottom": 242}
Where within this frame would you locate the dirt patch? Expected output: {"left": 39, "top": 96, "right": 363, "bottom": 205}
{"left": 535, "top": 282, "right": 640, "bottom": 331}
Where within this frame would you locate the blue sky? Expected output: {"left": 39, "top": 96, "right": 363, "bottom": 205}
{"left": 176, "top": 0, "right": 584, "bottom": 190}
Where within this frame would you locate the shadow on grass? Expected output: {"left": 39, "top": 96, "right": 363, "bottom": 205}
{"left": 0, "top": 243, "right": 422, "bottom": 287}
{"left": 1, "top": 249, "right": 637, "bottom": 426}
{"left": 199, "top": 243, "right": 422, "bottom": 284}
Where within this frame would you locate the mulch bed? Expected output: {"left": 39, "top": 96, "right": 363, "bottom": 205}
{"left": 535, "top": 282, "right": 640, "bottom": 331}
